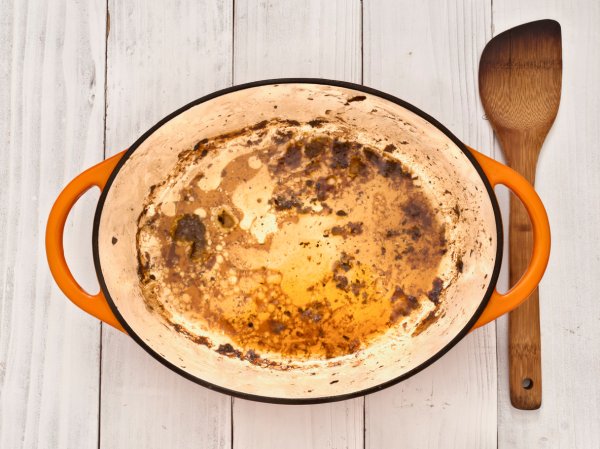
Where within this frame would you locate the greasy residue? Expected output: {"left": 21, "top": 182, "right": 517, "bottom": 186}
{"left": 136, "top": 118, "right": 448, "bottom": 362}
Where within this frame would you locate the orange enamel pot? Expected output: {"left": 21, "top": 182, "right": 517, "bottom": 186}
{"left": 46, "top": 80, "right": 550, "bottom": 404}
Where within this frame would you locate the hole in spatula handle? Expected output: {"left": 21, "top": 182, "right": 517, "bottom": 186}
{"left": 521, "top": 378, "right": 533, "bottom": 390}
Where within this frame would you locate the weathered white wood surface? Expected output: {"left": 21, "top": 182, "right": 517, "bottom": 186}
{"left": 1, "top": 0, "right": 599, "bottom": 448}
{"left": 0, "top": 0, "right": 106, "bottom": 448}
{"left": 492, "top": 1, "right": 600, "bottom": 448}
{"left": 232, "top": 2, "right": 364, "bottom": 448}
{"left": 363, "top": 2, "right": 498, "bottom": 448}
{"left": 100, "top": 1, "right": 233, "bottom": 448}
{"left": 233, "top": 0, "right": 361, "bottom": 83}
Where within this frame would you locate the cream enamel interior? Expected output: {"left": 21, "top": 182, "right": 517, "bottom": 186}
{"left": 97, "top": 83, "right": 497, "bottom": 400}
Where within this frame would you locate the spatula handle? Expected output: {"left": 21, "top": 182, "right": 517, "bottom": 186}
{"left": 509, "top": 192, "right": 542, "bottom": 409}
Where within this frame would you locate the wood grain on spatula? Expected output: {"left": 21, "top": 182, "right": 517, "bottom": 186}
{"left": 479, "top": 19, "right": 562, "bottom": 410}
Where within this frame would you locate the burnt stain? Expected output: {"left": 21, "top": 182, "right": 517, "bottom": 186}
{"left": 301, "top": 306, "right": 323, "bottom": 323}
{"left": 405, "top": 225, "right": 422, "bottom": 241}
{"left": 269, "top": 320, "right": 287, "bottom": 335}
{"left": 111, "top": 236, "right": 118, "bottom": 245}
{"left": 389, "top": 286, "right": 420, "bottom": 323}
{"left": 351, "top": 280, "right": 365, "bottom": 297}
{"left": 193, "top": 138, "right": 209, "bottom": 157}
{"left": 304, "top": 136, "right": 331, "bottom": 159}
{"left": 348, "top": 156, "right": 368, "bottom": 177}
{"left": 334, "top": 275, "right": 349, "bottom": 290}
{"left": 251, "top": 120, "right": 269, "bottom": 130}
{"left": 320, "top": 203, "right": 333, "bottom": 215}
{"left": 245, "top": 349, "right": 260, "bottom": 362}
{"left": 314, "top": 176, "right": 335, "bottom": 201}
{"left": 386, "top": 229, "right": 401, "bottom": 238}
{"left": 308, "top": 118, "right": 327, "bottom": 128}
{"left": 271, "top": 191, "right": 302, "bottom": 210}
{"left": 272, "top": 129, "right": 293, "bottom": 144}
{"left": 136, "top": 117, "right": 449, "bottom": 361}
{"left": 453, "top": 204, "right": 461, "bottom": 218}
{"left": 216, "top": 209, "right": 236, "bottom": 229}
{"left": 204, "top": 254, "right": 217, "bottom": 270}
{"left": 346, "top": 95, "right": 367, "bottom": 103}
{"left": 402, "top": 200, "right": 433, "bottom": 228}
{"left": 362, "top": 147, "right": 409, "bottom": 179}
{"left": 172, "top": 323, "right": 211, "bottom": 347}
{"left": 217, "top": 343, "right": 242, "bottom": 357}
{"left": 172, "top": 214, "right": 207, "bottom": 259}
{"left": 165, "top": 243, "right": 179, "bottom": 268}
{"left": 427, "top": 277, "right": 444, "bottom": 304}
{"left": 331, "top": 140, "right": 351, "bottom": 169}
{"left": 282, "top": 142, "right": 303, "bottom": 168}
{"left": 402, "top": 202, "right": 421, "bottom": 217}
{"left": 390, "top": 286, "right": 405, "bottom": 303}
{"left": 303, "top": 159, "right": 322, "bottom": 175}
{"left": 336, "top": 252, "right": 354, "bottom": 272}
{"left": 331, "top": 226, "right": 343, "bottom": 236}
{"left": 456, "top": 256, "right": 464, "bottom": 273}
{"left": 384, "top": 144, "right": 396, "bottom": 153}
{"left": 136, "top": 249, "right": 147, "bottom": 281}
{"left": 412, "top": 311, "right": 438, "bottom": 336}
{"left": 347, "top": 222, "right": 363, "bottom": 235}
{"left": 330, "top": 221, "right": 363, "bottom": 237}
{"left": 379, "top": 158, "right": 406, "bottom": 178}
{"left": 362, "top": 147, "right": 380, "bottom": 164}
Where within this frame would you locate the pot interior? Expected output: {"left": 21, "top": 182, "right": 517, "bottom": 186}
{"left": 96, "top": 82, "right": 498, "bottom": 401}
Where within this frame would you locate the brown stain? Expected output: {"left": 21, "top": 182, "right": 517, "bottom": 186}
{"left": 346, "top": 95, "right": 367, "bottom": 103}
{"left": 136, "top": 118, "right": 448, "bottom": 361}
{"left": 172, "top": 214, "right": 207, "bottom": 259}
{"left": 412, "top": 311, "right": 438, "bottom": 336}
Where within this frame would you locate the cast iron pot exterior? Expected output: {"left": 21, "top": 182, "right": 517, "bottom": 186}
{"left": 46, "top": 79, "right": 550, "bottom": 404}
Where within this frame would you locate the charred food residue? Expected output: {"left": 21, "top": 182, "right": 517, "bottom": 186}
{"left": 136, "top": 117, "right": 449, "bottom": 362}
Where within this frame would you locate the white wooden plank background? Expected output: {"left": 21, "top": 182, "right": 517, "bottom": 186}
{"left": 0, "top": 0, "right": 105, "bottom": 447}
{"left": 1, "top": 1, "right": 599, "bottom": 448}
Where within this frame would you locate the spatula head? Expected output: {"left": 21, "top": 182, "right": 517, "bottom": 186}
{"left": 479, "top": 19, "right": 562, "bottom": 154}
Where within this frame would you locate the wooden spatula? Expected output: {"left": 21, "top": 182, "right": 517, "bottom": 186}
{"left": 478, "top": 20, "right": 562, "bottom": 410}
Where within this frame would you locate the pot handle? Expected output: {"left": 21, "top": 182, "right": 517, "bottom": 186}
{"left": 46, "top": 152, "right": 127, "bottom": 332}
{"left": 467, "top": 148, "right": 550, "bottom": 329}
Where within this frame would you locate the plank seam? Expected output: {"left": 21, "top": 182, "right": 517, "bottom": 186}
{"left": 230, "top": 2, "right": 236, "bottom": 447}
{"left": 489, "top": 1, "right": 500, "bottom": 448}
{"left": 231, "top": 0, "right": 236, "bottom": 85}
{"left": 360, "top": 1, "right": 366, "bottom": 448}
{"left": 360, "top": 0, "right": 364, "bottom": 85}
{"left": 98, "top": 1, "right": 109, "bottom": 448}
